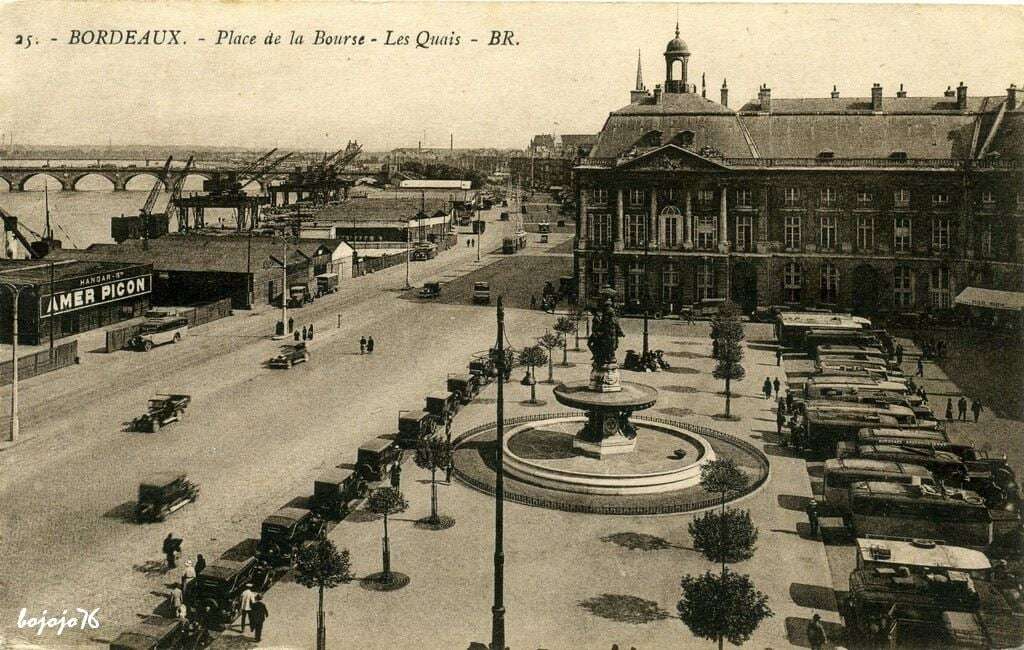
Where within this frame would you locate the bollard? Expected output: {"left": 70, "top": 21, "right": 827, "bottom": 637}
{"left": 337, "top": 314, "right": 341, "bottom": 329}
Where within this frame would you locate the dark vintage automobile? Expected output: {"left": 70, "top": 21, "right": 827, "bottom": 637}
{"left": 419, "top": 281, "right": 441, "bottom": 299}
{"left": 469, "top": 354, "right": 495, "bottom": 384}
{"left": 108, "top": 615, "right": 186, "bottom": 650}
{"left": 425, "top": 391, "right": 459, "bottom": 421}
{"left": 185, "top": 556, "right": 271, "bottom": 628}
{"left": 357, "top": 437, "right": 401, "bottom": 482}
{"left": 135, "top": 472, "right": 199, "bottom": 523}
{"left": 133, "top": 394, "right": 191, "bottom": 433}
{"left": 447, "top": 373, "right": 480, "bottom": 404}
{"left": 258, "top": 506, "right": 325, "bottom": 566}
{"left": 398, "top": 409, "right": 437, "bottom": 448}
{"left": 269, "top": 342, "right": 309, "bottom": 369}
{"left": 312, "top": 468, "right": 366, "bottom": 520}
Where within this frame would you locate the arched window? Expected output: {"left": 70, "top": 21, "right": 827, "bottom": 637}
{"left": 820, "top": 263, "right": 839, "bottom": 304}
{"left": 661, "top": 206, "right": 681, "bottom": 246}
{"left": 784, "top": 262, "right": 802, "bottom": 303}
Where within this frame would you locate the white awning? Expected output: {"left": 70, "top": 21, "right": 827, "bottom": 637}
{"left": 954, "top": 287, "right": 1024, "bottom": 312}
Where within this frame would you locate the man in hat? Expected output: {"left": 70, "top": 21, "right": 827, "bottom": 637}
{"left": 162, "top": 533, "right": 180, "bottom": 569}
{"left": 807, "top": 613, "right": 827, "bottom": 650}
{"left": 239, "top": 583, "right": 256, "bottom": 631}
{"left": 249, "top": 593, "right": 269, "bottom": 642}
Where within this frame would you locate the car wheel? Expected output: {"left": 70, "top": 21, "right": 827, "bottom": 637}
{"left": 286, "top": 360, "right": 292, "bottom": 369}
{"left": 151, "top": 419, "right": 160, "bottom": 432}
{"left": 173, "top": 332, "right": 181, "bottom": 343}
{"left": 143, "top": 340, "right": 153, "bottom": 352}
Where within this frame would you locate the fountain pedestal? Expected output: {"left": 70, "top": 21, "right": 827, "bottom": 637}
{"left": 553, "top": 378, "right": 659, "bottom": 459}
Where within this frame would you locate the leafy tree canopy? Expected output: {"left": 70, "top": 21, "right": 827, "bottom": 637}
{"left": 678, "top": 569, "right": 773, "bottom": 646}
{"left": 517, "top": 345, "right": 548, "bottom": 368}
{"left": 294, "top": 538, "right": 354, "bottom": 590}
{"left": 367, "top": 486, "right": 409, "bottom": 516}
{"left": 414, "top": 436, "right": 453, "bottom": 473}
{"left": 700, "top": 459, "right": 749, "bottom": 496}
{"left": 688, "top": 508, "right": 759, "bottom": 564}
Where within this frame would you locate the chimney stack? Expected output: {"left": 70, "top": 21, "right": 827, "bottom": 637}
{"left": 956, "top": 82, "right": 968, "bottom": 110}
{"left": 871, "top": 83, "right": 883, "bottom": 111}
{"left": 758, "top": 84, "right": 772, "bottom": 112}
{"left": 830, "top": 85, "right": 840, "bottom": 99}
{"left": 944, "top": 86, "right": 956, "bottom": 98}
{"left": 653, "top": 84, "right": 663, "bottom": 104}
{"left": 720, "top": 79, "right": 729, "bottom": 107}
{"left": 701, "top": 73, "right": 707, "bottom": 99}
{"left": 1008, "top": 84, "right": 1020, "bottom": 111}
{"left": 896, "top": 83, "right": 907, "bottom": 98}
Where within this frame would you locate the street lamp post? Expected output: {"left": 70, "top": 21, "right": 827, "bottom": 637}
{"left": 1, "top": 282, "right": 29, "bottom": 442}
{"left": 476, "top": 203, "right": 481, "bottom": 263}
{"left": 490, "top": 296, "right": 506, "bottom": 650}
{"left": 281, "top": 237, "right": 289, "bottom": 334}
{"left": 642, "top": 235, "right": 650, "bottom": 357}
{"left": 405, "top": 221, "right": 412, "bottom": 290}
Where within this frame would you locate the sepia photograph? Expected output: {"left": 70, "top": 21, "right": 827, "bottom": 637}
{"left": 0, "top": 1, "right": 1023, "bottom": 648}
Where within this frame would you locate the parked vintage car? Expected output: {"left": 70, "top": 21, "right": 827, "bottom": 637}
{"left": 419, "top": 281, "right": 441, "bottom": 299}
{"left": 311, "top": 468, "right": 366, "bottom": 520}
{"left": 185, "top": 556, "right": 271, "bottom": 628}
{"left": 108, "top": 615, "right": 186, "bottom": 650}
{"left": 357, "top": 437, "right": 401, "bottom": 482}
{"left": 425, "top": 391, "right": 459, "bottom": 421}
{"left": 472, "top": 281, "right": 491, "bottom": 304}
{"left": 269, "top": 342, "right": 309, "bottom": 369}
{"left": 258, "top": 506, "right": 325, "bottom": 566}
{"left": 315, "top": 273, "right": 339, "bottom": 297}
{"left": 398, "top": 409, "right": 437, "bottom": 448}
{"left": 287, "top": 285, "right": 313, "bottom": 308}
{"left": 447, "top": 373, "right": 480, "bottom": 404}
{"left": 135, "top": 472, "right": 199, "bottom": 523}
{"left": 132, "top": 394, "right": 191, "bottom": 433}
{"left": 129, "top": 317, "right": 189, "bottom": 352}
{"left": 469, "top": 354, "right": 495, "bottom": 383}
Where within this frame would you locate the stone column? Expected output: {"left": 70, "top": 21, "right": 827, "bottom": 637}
{"left": 650, "top": 189, "right": 658, "bottom": 248}
{"left": 684, "top": 191, "right": 693, "bottom": 248}
{"left": 759, "top": 184, "right": 770, "bottom": 243}
{"left": 578, "top": 188, "right": 589, "bottom": 248}
{"left": 719, "top": 186, "right": 729, "bottom": 250}
{"left": 615, "top": 188, "right": 625, "bottom": 251}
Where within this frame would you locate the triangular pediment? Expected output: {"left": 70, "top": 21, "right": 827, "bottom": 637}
{"left": 616, "top": 144, "right": 730, "bottom": 171}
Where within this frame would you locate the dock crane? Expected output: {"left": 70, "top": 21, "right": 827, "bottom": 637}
{"left": 166, "top": 156, "right": 195, "bottom": 232}
{"left": 139, "top": 156, "right": 174, "bottom": 247}
{"left": 234, "top": 151, "right": 293, "bottom": 230}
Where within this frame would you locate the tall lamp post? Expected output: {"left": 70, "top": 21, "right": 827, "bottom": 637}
{"left": 404, "top": 220, "right": 413, "bottom": 290}
{"left": 1, "top": 281, "right": 29, "bottom": 442}
{"left": 641, "top": 234, "right": 650, "bottom": 357}
{"left": 476, "top": 202, "right": 482, "bottom": 263}
{"left": 490, "top": 296, "right": 506, "bottom": 650}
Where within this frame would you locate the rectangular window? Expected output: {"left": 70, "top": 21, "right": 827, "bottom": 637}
{"left": 857, "top": 216, "right": 875, "bottom": 251}
{"left": 932, "top": 218, "right": 950, "bottom": 251}
{"left": 629, "top": 189, "right": 645, "bottom": 206}
{"left": 736, "top": 215, "right": 753, "bottom": 252}
{"left": 784, "top": 187, "right": 800, "bottom": 207}
{"left": 696, "top": 214, "right": 717, "bottom": 250}
{"left": 736, "top": 188, "right": 753, "bottom": 208}
{"left": 627, "top": 262, "right": 643, "bottom": 302}
{"left": 784, "top": 263, "right": 802, "bottom": 304}
{"left": 819, "top": 215, "right": 837, "bottom": 250}
{"left": 820, "top": 264, "right": 839, "bottom": 304}
{"left": 820, "top": 188, "right": 838, "bottom": 208}
{"left": 592, "top": 189, "right": 608, "bottom": 204}
{"left": 932, "top": 192, "right": 951, "bottom": 206}
{"left": 856, "top": 191, "right": 873, "bottom": 207}
{"left": 697, "top": 262, "right": 716, "bottom": 300}
{"left": 590, "top": 213, "right": 611, "bottom": 243}
{"left": 624, "top": 214, "right": 646, "bottom": 248}
{"left": 664, "top": 217, "right": 678, "bottom": 247}
{"left": 982, "top": 190, "right": 995, "bottom": 205}
{"left": 980, "top": 224, "right": 993, "bottom": 258}
{"left": 929, "top": 267, "right": 951, "bottom": 308}
{"left": 894, "top": 189, "right": 911, "bottom": 208}
{"left": 590, "top": 258, "right": 608, "bottom": 293}
{"left": 785, "top": 215, "right": 801, "bottom": 250}
{"left": 893, "top": 267, "right": 914, "bottom": 308}
{"left": 662, "top": 268, "right": 678, "bottom": 303}
{"left": 697, "top": 189, "right": 715, "bottom": 206}
{"left": 894, "top": 217, "right": 912, "bottom": 253}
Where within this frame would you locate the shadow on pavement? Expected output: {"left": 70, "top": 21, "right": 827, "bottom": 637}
{"left": 764, "top": 444, "right": 803, "bottom": 459}
{"left": 104, "top": 501, "right": 137, "bottom": 522}
{"left": 220, "top": 538, "right": 259, "bottom": 561}
{"left": 777, "top": 494, "right": 813, "bottom": 512}
{"left": 789, "top": 582, "right": 839, "bottom": 611}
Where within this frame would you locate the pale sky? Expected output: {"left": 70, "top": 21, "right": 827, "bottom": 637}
{"left": 2, "top": 1, "right": 1023, "bottom": 151}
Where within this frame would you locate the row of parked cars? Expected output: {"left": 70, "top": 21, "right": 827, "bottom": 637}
{"left": 778, "top": 312, "right": 1024, "bottom": 648}
{"left": 111, "top": 348, "right": 503, "bottom": 648}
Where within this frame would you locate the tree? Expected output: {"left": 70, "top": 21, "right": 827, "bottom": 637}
{"left": 366, "top": 487, "right": 408, "bottom": 579}
{"left": 699, "top": 459, "right": 751, "bottom": 574}
{"left": 414, "top": 436, "right": 454, "bottom": 527}
{"left": 710, "top": 301, "right": 746, "bottom": 417}
{"left": 537, "top": 332, "right": 561, "bottom": 383}
{"left": 688, "top": 508, "right": 758, "bottom": 564}
{"left": 294, "top": 538, "right": 354, "bottom": 650}
{"left": 678, "top": 569, "right": 773, "bottom": 649}
{"left": 570, "top": 307, "right": 587, "bottom": 350}
{"left": 516, "top": 345, "right": 548, "bottom": 404}
{"left": 553, "top": 316, "right": 576, "bottom": 366}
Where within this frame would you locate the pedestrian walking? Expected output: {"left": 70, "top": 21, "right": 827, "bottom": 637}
{"left": 972, "top": 398, "right": 984, "bottom": 423}
{"left": 807, "top": 613, "right": 828, "bottom": 650}
{"left": 776, "top": 348, "right": 783, "bottom": 366}
{"left": 805, "top": 499, "right": 820, "bottom": 538}
{"left": 162, "top": 533, "right": 180, "bottom": 569}
{"left": 239, "top": 584, "right": 256, "bottom": 631}
{"left": 958, "top": 396, "right": 969, "bottom": 421}
{"left": 249, "top": 594, "right": 269, "bottom": 642}
{"left": 293, "top": 329, "right": 300, "bottom": 341}
{"left": 367, "top": 336, "right": 375, "bottom": 353}
{"left": 762, "top": 377, "right": 772, "bottom": 400}
{"left": 773, "top": 377, "right": 781, "bottom": 398}
{"left": 919, "top": 386, "right": 928, "bottom": 403}
{"left": 945, "top": 399, "right": 954, "bottom": 421}
{"left": 786, "top": 389, "right": 794, "bottom": 412}
{"left": 446, "top": 459, "right": 453, "bottom": 483}
{"left": 916, "top": 357, "right": 925, "bottom": 377}
{"left": 896, "top": 344, "right": 904, "bottom": 366}
{"left": 390, "top": 461, "right": 401, "bottom": 489}
{"left": 181, "top": 559, "right": 196, "bottom": 592}
{"left": 308, "top": 323, "right": 313, "bottom": 340}
{"left": 176, "top": 602, "right": 188, "bottom": 621}
{"left": 301, "top": 325, "right": 308, "bottom": 340}
{"left": 169, "top": 584, "right": 183, "bottom": 613}
{"left": 359, "top": 336, "right": 366, "bottom": 354}
{"left": 195, "top": 553, "right": 206, "bottom": 575}
{"left": 777, "top": 404, "right": 786, "bottom": 435}
{"left": 530, "top": 295, "right": 536, "bottom": 310}
{"left": 287, "top": 317, "right": 294, "bottom": 333}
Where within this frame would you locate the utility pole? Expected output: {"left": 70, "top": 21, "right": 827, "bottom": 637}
{"left": 2, "top": 282, "right": 26, "bottom": 442}
{"left": 642, "top": 234, "right": 650, "bottom": 357}
{"left": 476, "top": 202, "right": 481, "bottom": 263}
{"left": 281, "top": 237, "right": 288, "bottom": 333}
{"left": 490, "top": 296, "right": 506, "bottom": 650}
{"left": 404, "top": 220, "right": 412, "bottom": 290}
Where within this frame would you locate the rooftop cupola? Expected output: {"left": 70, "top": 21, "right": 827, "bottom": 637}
{"left": 664, "top": 22, "right": 690, "bottom": 94}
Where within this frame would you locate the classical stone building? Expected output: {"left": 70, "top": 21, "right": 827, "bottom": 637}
{"left": 574, "top": 25, "right": 1024, "bottom": 316}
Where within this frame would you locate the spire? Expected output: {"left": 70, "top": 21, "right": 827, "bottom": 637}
{"left": 675, "top": 6, "right": 680, "bottom": 38}
{"left": 635, "top": 49, "right": 645, "bottom": 91}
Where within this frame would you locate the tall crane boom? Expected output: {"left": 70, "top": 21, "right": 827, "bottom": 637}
{"left": 141, "top": 156, "right": 173, "bottom": 216}
{"left": 168, "top": 156, "right": 194, "bottom": 231}
{"left": 235, "top": 148, "right": 277, "bottom": 179}
{"left": 244, "top": 152, "right": 293, "bottom": 187}
{"left": 325, "top": 142, "right": 362, "bottom": 175}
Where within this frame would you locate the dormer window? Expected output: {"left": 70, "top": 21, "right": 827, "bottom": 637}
{"left": 890, "top": 151, "right": 909, "bottom": 161}
{"left": 817, "top": 150, "right": 835, "bottom": 160}
{"left": 671, "top": 130, "right": 696, "bottom": 147}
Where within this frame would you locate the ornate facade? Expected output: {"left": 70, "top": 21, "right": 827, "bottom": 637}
{"left": 573, "top": 28, "right": 1024, "bottom": 316}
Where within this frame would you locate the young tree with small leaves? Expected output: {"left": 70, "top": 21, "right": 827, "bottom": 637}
{"left": 699, "top": 459, "right": 751, "bottom": 575}
{"left": 553, "top": 316, "right": 576, "bottom": 366}
{"left": 414, "top": 436, "right": 454, "bottom": 527}
{"left": 516, "top": 345, "right": 548, "bottom": 404}
{"left": 537, "top": 331, "right": 561, "bottom": 383}
{"left": 678, "top": 569, "right": 773, "bottom": 650}
{"left": 294, "top": 538, "right": 354, "bottom": 650}
{"left": 367, "top": 486, "right": 408, "bottom": 578}
{"left": 710, "top": 301, "right": 746, "bottom": 417}
{"left": 688, "top": 508, "right": 759, "bottom": 564}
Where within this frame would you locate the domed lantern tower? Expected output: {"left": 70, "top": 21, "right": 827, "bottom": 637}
{"left": 664, "top": 22, "right": 690, "bottom": 94}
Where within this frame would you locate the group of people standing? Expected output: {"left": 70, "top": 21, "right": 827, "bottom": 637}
{"left": 762, "top": 376, "right": 782, "bottom": 400}
{"left": 359, "top": 336, "right": 376, "bottom": 354}
{"left": 945, "top": 395, "right": 985, "bottom": 423}
{"left": 294, "top": 323, "right": 314, "bottom": 342}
